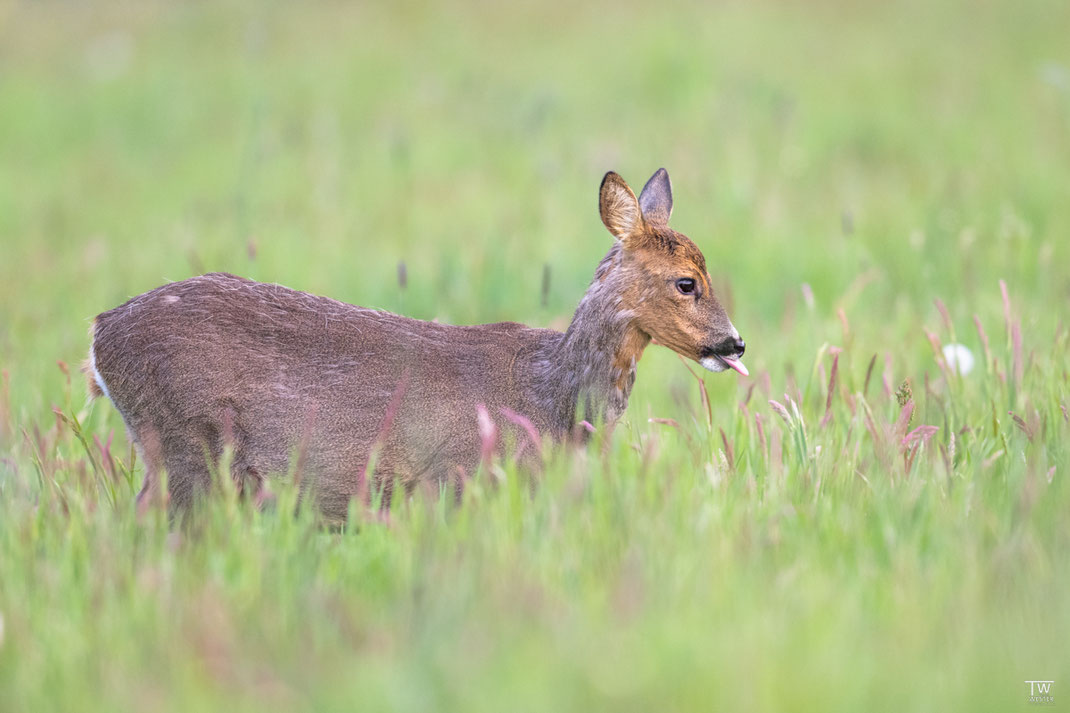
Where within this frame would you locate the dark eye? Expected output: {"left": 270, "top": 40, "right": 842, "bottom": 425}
{"left": 675, "top": 278, "right": 696, "bottom": 295}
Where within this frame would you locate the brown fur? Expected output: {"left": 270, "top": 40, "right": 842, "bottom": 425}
{"left": 84, "top": 365, "right": 104, "bottom": 398}
{"left": 87, "top": 169, "right": 745, "bottom": 520}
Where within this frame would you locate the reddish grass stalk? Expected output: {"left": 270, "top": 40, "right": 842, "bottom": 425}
{"left": 1012, "top": 321, "right": 1024, "bottom": 390}
{"left": 934, "top": 298, "right": 953, "bottom": 337}
{"left": 820, "top": 352, "right": 839, "bottom": 428}
{"left": 939, "top": 443, "right": 953, "bottom": 481}
{"left": 903, "top": 442, "right": 921, "bottom": 476}
{"left": 743, "top": 381, "right": 757, "bottom": 407}
{"left": 135, "top": 427, "right": 167, "bottom": 517}
{"left": 769, "top": 427, "right": 783, "bottom": 473}
{"left": 755, "top": 413, "right": 767, "bottom": 459}
{"left": 758, "top": 371, "right": 772, "bottom": 398}
{"left": 894, "top": 400, "right": 915, "bottom": 440}
{"left": 92, "top": 432, "right": 117, "bottom": 482}
{"left": 862, "top": 353, "right": 877, "bottom": 399}
{"left": 500, "top": 407, "right": 542, "bottom": 461}
{"left": 769, "top": 400, "right": 792, "bottom": 425}
{"left": 973, "top": 315, "right": 992, "bottom": 372}
{"left": 882, "top": 354, "right": 894, "bottom": 399}
{"left": 837, "top": 308, "right": 850, "bottom": 345}
{"left": 900, "top": 424, "right": 937, "bottom": 477}
{"left": 677, "top": 354, "right": 713, "bottom": 430}
{"left": 901, "top": 424, "right": 938, "bottom": 449}
{"left": 923, "top": 329, "right": 950, "bottom": 381}
{"left": 1008, "top": 411, "right": 1034, "bottom": 441}
{"left": 1000, "top": 279, "right": 1012, "bottom": 340}
{"left": 571, "top": 420, "right": 597, "bottom": 443}
{"left": 0, "top": 369, "right": 11, "bottom": 445}
{"left": 861, "top": 407, "right": 881, "bottom": 445}
{"left": 358, "top": 372, "right": 410, "bottom": 506}
{"left": 719, "top": 428, "right": 735, "bottom": 471}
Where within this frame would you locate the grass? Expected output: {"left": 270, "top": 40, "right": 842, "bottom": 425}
{"left": 1, "top": 0, "right": 1069, "bottom": 710}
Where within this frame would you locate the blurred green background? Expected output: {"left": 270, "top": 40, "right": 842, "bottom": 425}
{"left": 2, "top": 0, "right": 1066, "bottom": 414}
{"left": 0, "top": 1, "right": 1068, "bottom": 711}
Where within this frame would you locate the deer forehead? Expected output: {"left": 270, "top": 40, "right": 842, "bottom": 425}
{"left": 631, "top": 229, "right": 708, "bottom": 277}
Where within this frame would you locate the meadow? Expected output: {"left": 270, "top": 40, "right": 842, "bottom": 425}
{"left": 1, "top": 1, "right": 1068, "bottom": 710}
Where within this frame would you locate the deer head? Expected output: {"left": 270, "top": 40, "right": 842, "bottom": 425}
{"left": 598, "top": 168, "right": 748, "bottom": 376}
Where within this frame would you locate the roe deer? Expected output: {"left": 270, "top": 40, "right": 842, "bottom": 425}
{"left": 85, "top": 169, "right": 747, "bottom": 520}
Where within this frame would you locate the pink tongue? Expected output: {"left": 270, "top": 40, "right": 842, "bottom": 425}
{"left": 721, "top": 356, "right": 750, "bottom": 377}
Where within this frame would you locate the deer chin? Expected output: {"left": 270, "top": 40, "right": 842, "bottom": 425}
{"left": 700, "top": 355, "right": 750, "bottom": 377}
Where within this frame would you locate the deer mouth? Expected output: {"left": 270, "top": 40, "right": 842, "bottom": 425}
{"left": 700, "top": 354, "right": 750, "bottom": 377}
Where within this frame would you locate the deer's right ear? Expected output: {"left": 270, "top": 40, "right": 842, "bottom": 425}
{"left": 639, "top": 168, "right": 672, "bottom": 226}
{"left": 599, "top": 172, "right": 642, "bottom": 244}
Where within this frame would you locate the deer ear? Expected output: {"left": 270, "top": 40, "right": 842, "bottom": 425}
{"left": 599, "top": 172, "right": 642, "bottom": 243}
{"left": 639, "top": 168, "right": 673, "bottom": 226}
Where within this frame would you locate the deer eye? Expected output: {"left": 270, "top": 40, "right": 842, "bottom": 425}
{"left": 675, "top": 278, "right": 697, "bottom": 295}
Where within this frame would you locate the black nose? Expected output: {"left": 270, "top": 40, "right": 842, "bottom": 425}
{"left": 701, "top": 338, "right": 747, "bottom": 360}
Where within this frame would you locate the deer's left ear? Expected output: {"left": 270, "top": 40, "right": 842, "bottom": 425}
{"left": 639, "top": 168, "right": 673, "bottom": 226}
{"left": 599, "top": 172, "right": 642, "bottom": 244}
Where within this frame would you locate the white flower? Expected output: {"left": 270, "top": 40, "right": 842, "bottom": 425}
{"left": 942, "top": 343, "right": 975, "bottom": 375}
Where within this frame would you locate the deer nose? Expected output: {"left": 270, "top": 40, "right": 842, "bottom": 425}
{"left": 734, "top": 338, "right": 746, "bottom": 357}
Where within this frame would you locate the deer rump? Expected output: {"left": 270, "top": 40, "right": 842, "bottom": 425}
{"left": 89, "top": 272, "right": 557, "bottom": 519}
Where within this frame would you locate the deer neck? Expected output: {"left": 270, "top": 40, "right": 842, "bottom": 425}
{"left": 533, "top": 245, "right": 650, "bottom": 432}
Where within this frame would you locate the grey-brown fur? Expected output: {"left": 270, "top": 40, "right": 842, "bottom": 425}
{"left": 87, "top": 169, "right": 746, "bottom": 520}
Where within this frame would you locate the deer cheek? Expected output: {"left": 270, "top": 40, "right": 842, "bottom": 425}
{"left": 651, "top": 322, "right": 696, "bottom": 357}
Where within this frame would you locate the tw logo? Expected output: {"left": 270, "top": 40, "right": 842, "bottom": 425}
{"left": 1025, "top": 680, "right": 1054, "bottom": 705}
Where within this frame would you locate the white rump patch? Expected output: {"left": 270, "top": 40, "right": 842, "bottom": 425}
{"left": 88, "top": 343, "right": 113, "bottom": 401}
{"left": 163, "top": 295, "right": 180, "bottom": 304}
